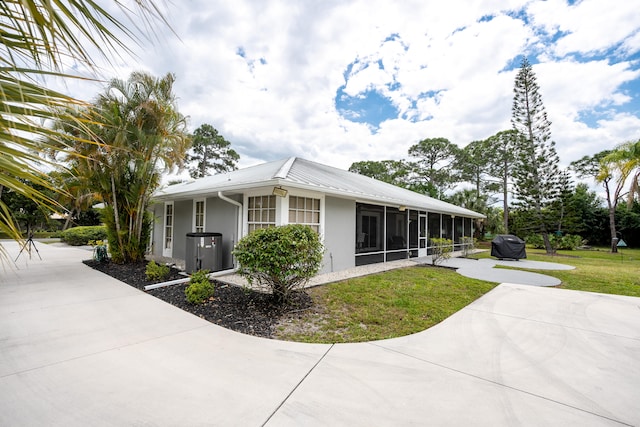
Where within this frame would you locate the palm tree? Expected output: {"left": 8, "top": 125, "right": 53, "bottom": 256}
{"left": 53, "top": 72, "right": 190, "bottom": 263}
{"left": 598, "top": 142, "right": 639, "bottom": 253}
{"left": 100, "top": 72, "right": 190, "bottom": 262}
{"left": 0, "top": 0, "right": 167, "bottom": 260}
{"left": 613, "top": 140, "right": 640, "bottom": 209}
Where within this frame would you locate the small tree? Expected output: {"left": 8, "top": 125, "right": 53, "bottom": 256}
{"left": 233, "top": 224, "right": 324, "bottom": 303}
{"left": 430, "top": 238, "right": 453, "bottom": 265}
{"left": 460, "top": 236, "right": 475, "bottom": 257}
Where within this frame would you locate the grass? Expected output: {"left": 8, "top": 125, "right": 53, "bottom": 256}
{"left": 472, "top": 247, "right": 640, "bottom": 297}
{"left": 275, "top": 266, "right": 496, "bottom": 343}
{"left": 276, "top": 245, "right": 640, "bottom": 344}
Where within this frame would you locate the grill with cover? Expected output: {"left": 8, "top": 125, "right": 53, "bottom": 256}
{"left": 491, "top": 234, "right": 526, "bottom": 260}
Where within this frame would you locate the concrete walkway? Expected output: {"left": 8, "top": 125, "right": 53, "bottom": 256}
{"left": 1, "top": 241, "right": 639, "bottom": 426}
{"left": 436, "top": 257, "right": 575, "bottom": 286}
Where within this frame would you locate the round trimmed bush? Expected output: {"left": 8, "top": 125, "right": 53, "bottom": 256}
{"left": 233, "top": 224, "right": 324, "bottom": 303}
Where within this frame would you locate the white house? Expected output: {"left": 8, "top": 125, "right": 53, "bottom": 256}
{"left": 151, "top": 157, "right": 484, "bottom": 273}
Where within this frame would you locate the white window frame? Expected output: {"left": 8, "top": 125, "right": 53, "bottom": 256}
{"left": 287, "top": 190, "right": 325, "bottom": 239}
{"left": 244, "top": 193, "right": 277, "bottom": 233}
{"left": 163, "top": 201, "right": 174, "bottom": 257}
{"left": 193, "top": 198, "right": 206, "bottom": 233}
{"left": 287, "top": 194, "right": 322, "bottom": 234}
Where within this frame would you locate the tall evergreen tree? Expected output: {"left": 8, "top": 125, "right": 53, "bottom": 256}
{"left": 187, "top": 124, "right": 239, "bottom": 178}
{"left": 511, "top": 57, "right": 561, "bottom": 254}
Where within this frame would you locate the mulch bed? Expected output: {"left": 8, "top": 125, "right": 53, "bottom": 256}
{"left": 83, "top": 260, "right": 312, "bottom": 338}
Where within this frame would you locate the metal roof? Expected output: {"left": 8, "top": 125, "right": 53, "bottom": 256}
{"left": 155, "top": 157, "right": 485, "bottom": 218}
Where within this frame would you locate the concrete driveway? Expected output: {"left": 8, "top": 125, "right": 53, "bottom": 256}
{"left": 1, "top": 241, "right": 639, "bottom": 426}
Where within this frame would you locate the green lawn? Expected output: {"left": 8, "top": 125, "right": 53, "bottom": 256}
{"left": 275, "top": 246, "right": 640, "bottom": 344}
{"left": 473, "top": 247, "right": 640, "bottom": 297}
{"left": 275, "top": 266, "right": 496, "bottom": 343}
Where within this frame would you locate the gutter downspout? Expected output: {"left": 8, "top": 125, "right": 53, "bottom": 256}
{"left": 218, "top": 191, "right": 243, "bottom": 268}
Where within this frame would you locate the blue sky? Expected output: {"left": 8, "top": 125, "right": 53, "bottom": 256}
{"left": 61, "top": 0, "right": 640, "bottom": 177}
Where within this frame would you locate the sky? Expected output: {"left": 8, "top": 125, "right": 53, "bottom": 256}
{"left": 57, "top": 0, "right": 640, "bottom": 181}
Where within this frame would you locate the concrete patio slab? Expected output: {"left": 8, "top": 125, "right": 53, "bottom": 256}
{"left": 1, "top": 240, "right": 639, "bottom": 426}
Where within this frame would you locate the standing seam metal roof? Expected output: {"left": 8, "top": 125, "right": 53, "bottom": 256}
{"left": 155, "top": 157, "right": 484, "bottom": 218}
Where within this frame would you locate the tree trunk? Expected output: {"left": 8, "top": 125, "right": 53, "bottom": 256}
{"left": 503, "top": 157, "right": 509, "bottom": 234}
{"left": 62, "top": 208, "right": 75, "bottom": 230}
{"left": 627, "top": 171, "right": 639, "bottom": 209}
{"left": 536, "top": 204, "right": 554, "bottom": 255}
{"left": 602, "top": 180, "right": 618, "bottom": 254}
{"left": 609, "top": 206, "right": 618, "bottom": 253}
{"left": 542, "top": 232, "right": 553, "bottom": 254}
{"left": 110, "top": 174, "right": 124, "bottom": 257}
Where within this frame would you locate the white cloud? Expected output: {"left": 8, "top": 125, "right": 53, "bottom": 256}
{"left": 49, "top": 0, "right": 640, "bottom": 175}
{"left": 527, "top": 0, "right": 640, "bottom": 57}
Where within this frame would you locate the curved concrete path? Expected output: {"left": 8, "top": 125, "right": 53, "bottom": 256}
{"left": 436, "top": 257, "right": 575, "bottom": 286}
{"left": 1, "top": 241, "right": 639, "bottom": 426}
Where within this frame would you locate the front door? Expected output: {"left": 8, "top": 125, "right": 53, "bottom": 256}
{"left": 418, "top": 213, "right": 427, "bottom": 257}
{"left": 163, "top": 202, "right": 174, "bottom": 257}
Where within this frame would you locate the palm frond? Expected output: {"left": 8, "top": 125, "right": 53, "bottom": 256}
{"left": 0, "top": 0, "right": 170, "bottom": 260}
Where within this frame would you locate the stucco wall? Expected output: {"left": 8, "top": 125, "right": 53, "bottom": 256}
{"left": 172, "top": 200, "right": 192, "bottom": 260}
{"left": 322, "top": 196, "right": 356, "bottom": 274}
{"left": 206, "top": 196, "right": 241, "bottom": 270}
{"left": 150, "top": 203, "right": 164, "bottom": 257}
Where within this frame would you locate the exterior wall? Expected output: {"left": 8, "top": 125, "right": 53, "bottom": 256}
{"left": 322, "top": 196, "right": 356, "bottom": 273}
{"left": 150, "top": 202, "right": 164, "bottom": 257}
{"left": 206, "top": 196, "right": 241, "bottom": 270}
{"left": 172, "top": 200, "right": 192, "bottom": 260}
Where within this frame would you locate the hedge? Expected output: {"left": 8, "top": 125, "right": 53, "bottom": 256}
{"left": 61, "top": 226, "right": 107, "bottom": 246}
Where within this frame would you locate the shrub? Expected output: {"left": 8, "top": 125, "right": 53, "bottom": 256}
{"left": 430, "top": 238, "right": 453, "bottom": 265}
{"left": 555, "top": 234, "right": 584, "bottom": 250}
{"left": 460, "top": 236, "right": 476, "bottom": 257}
{"left": 525, "top": 234, "right": 544, "bottom": 249}
{"left": 61, "top": 225, "right": 107, "bottom": 246}
{"left": 233, "top": 224, "right": 324, "bottom": 303}
{"left": 525, "top": 233, "right": 584, "bottom": 251}
{"left": 145, "top": 260, "right": 170, "bottom": 281}
{"left": 185, "top": 270, "right": 214, "bottom": 304}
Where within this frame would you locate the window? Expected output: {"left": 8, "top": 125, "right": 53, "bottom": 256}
{"left": 164, "top": 203, "right": 173, "bottom": 249}
{"left": 163, "top": 202, "right": 173, "bottom": 257}
{"left": 288, "top": 196, "right": 320, "bottom": 233}
{"left": 247, "top": 195, "right": 276, "bottom": 232}
{"left": 194, "top": 199, "right": 205, "bottom": 233}
{"left": 356, "top": 204, "right": 384, "bottom": 253}
{"left": 464, "top": 217, "right": 473, "bottom": 238}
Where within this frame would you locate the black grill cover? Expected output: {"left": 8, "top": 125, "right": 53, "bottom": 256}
{"left": 491, "top": 234, "right": 526, "bottom": 259}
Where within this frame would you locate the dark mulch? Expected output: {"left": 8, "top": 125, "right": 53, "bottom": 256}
{"left": 83, "top": 260, "right": 313, "bottom": 338}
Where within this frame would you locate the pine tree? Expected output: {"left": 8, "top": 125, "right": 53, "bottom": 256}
{"left": 485, "top": 129, "right": 521, "bottom": 234}
{"left": 188, "top": 124, "right": 239, "bottom": 178}
{"left": 511, "top": 57, "right": 561, "bottom": 254}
